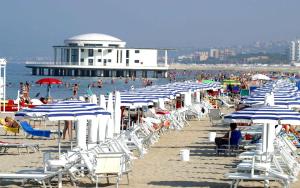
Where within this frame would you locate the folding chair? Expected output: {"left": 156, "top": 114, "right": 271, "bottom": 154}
{"left": 208, "top": 109, "right": 224, "bottom": 126}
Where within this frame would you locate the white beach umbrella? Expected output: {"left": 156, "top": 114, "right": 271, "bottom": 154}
{"left": 98, "top": 114, "right": 109, "bottom": 143}
{"left": 76, "top": 118, "right": 88, "bottom": 149}
{"left": 106, "top": 92, "right": 114, "bottom": 139}
{"left": 158, "top": 97, "right": 165, "bottom": 110}
{"left": 114, "top": 91, "right": 121, "bottom": 135}
{"left": 99, "top": 94, "right": 106, "bottom": 110}
{"left": 88, "top": 118, "right": 99, "bottom": 148}
{"left": 91, "top": 94, "right": 97, "bottom": 104}
{"left": 195, "top": 91, "right": 200, "bottom": 103}
{"left": 252, "top": 74, "right": 270, "bottom": 81}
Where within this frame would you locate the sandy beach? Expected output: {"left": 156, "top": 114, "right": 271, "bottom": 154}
{"left": 1, "top": 112, "right": 300, "bottom": 188}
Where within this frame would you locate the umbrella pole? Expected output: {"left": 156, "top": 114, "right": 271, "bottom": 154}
{"left": 58, "top": 120, "right": 61, "bottom": 158}
{"left": 57, "top": 120, "right": 62, "bottom": 188}
{"left": 128, "top": 107, "right": 130, "bottom": 130}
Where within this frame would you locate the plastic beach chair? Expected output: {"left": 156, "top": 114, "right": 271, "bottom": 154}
{"left": 95, "top": 152, "right": 124, "bottom": 188}
{"left": 20, "top": 121, "right": 51, "bottom": 138}
{"left": 208, "top": 109, "right": 224, "bottom": 126}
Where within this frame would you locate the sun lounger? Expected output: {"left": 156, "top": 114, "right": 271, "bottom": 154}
{"left": 225, "top": 172, "right": 291, "bottom": 188}
{"left": 20, "top": 121, "right": 51, "bottom": 138}
{"left": 0, "top": 168, "right": 65, "bottom": 188}
{"left": 0, "top": 140, "right": 39, "bottom": 154}
{"left": 0, "top": 125, "right": 19, "bottom": 135}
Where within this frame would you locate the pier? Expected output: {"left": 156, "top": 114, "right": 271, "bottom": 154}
{"left": 25, "top": 62, "right": 169, "bottom": 78}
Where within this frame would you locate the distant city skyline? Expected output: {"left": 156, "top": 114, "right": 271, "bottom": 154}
{"left": 1, "top": 0, "right": 300, "bottom": 59}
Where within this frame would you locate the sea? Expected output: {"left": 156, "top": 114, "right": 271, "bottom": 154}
{"left": 5, "top": 62, "right": 198, "bottom": 100}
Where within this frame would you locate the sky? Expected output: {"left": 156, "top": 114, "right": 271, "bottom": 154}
{"left": 0, "top": 0, "right": 300, "bottom": 58}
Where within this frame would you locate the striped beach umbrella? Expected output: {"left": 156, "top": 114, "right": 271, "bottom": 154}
{"left": 224, "top": 106, "right": 300, "bottom": 125}
{"left": 15, "top": 101, "right": 111, "bottom": 121}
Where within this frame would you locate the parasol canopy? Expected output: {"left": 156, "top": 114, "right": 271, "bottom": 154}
{"left": 252, "top": 74, "right": 271, "bottom": 81}
{"left": 36, "top": 78, "right": 62, "bottom": 98}
{"left": 36, "top": 78, "right": 62, "bottom": 85}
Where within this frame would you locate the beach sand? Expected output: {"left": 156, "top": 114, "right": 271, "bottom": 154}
{"left": 1, "top": 114, "right": 300, "bottom": 187}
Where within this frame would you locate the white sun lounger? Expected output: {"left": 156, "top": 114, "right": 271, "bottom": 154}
{"left": 0, "top": 141, "right": 39, "bottom": 154}
{"left": 0, "top": 168, "right": 64, "bottom": 188}
{"left": 225, "top": 172, "right": 291, "bottom": 188}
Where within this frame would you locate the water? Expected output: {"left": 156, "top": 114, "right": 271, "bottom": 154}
{"left": 5, "top": 63, "right": 194, "bottom": 99}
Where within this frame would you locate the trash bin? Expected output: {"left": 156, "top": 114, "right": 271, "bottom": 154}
{"left": 180, "top": 149, "right": 190, "bottom": 161}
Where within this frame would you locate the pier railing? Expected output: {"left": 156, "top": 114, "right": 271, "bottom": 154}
{"left": 26, "top": 61, "right": 169, "bottom": 68}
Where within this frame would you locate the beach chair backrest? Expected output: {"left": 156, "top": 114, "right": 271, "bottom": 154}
{"left": 95, "top": 152, "right": 123, "bottom": 174}
{"left": 20, "top": 121, "right": 34, "bottom": 132}
{"left": 208, "top": 109, "right": 221, "bottom": 120}
{"left": 3, "top": 126, "right": 19, "bottom": 134}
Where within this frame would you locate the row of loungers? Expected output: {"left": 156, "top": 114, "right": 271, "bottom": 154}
{"left": 0, "top": 102, "right": 210, "bottom": 187}
{"left": 225, "top": 130, "right": 300, "bottom": 188}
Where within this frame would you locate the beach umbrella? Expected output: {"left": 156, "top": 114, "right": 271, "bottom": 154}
{"left": 252, "top": 74, "right": 271, "bottom": 81}
{"left": 158, "top": 97, "right": 165, "bottom": 110}
{"left": 106, "top": 93, "right": 114, "bottom": 139}
{"left": 224, "top": 106, "right": 300, "bottom": 153}
{"left": 15, "top": 101, "right": 110, "bottom": 154}
{"left": 36, "top": 78, "right": 62, "bottom": 98}
{"left": 114, "top": 91, "right": 121, "bottom": 135}
{"left": 243, "top": 81, "right": 300, "bottom": 108}
{"left": 99, "top": 95, "right": 106, "bottom": 110}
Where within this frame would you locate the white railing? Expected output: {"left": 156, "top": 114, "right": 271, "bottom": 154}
{"left": 26, "top": 61, "right": 56, "bottom": 65}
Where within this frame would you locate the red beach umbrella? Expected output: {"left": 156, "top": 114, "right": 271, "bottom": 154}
{"left": 35, "top": 78, "right": 62, "bottom": 98}
{"left": 36, "top": 78, "right": 62, "bottom": 85}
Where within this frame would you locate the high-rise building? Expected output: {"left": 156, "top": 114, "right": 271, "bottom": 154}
{"left": 209, "top": 49, "right": 220, "bottom": 58}
{"left": 290, "top": 40, "right": 300, "bottom": 65}
{"left": 198, "top": 51, "right": 209, "bottom": 61}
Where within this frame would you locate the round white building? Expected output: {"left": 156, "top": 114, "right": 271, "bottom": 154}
{"left": 26, "top": 33, "right": 169, "bottom": 77}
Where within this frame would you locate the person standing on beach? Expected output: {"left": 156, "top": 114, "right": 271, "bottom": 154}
{"left": 63, "top": 120, "right": 72, "bottom": 140}
{"left": 73, "top": 83, "right": 79, "bottom": 98}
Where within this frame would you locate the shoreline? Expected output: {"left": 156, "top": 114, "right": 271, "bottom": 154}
{"left": 169, "top": 63, "right": 300, "bottom": 72}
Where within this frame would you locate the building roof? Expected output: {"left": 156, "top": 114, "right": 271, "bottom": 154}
{"left": 66, "top": 33, "right": 123, "bottom": 42}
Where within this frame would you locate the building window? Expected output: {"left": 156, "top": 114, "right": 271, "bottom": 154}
{"left": 117, "top": 50, "right": 119, "bottom": 63}
{"left": 108, "top": 49, "right": 112, "bottom": 53}
{"left": 88, "top": 59, "right": 93, "bottom": 65}
{"left": 107, "top": 59, "right": 111, "bottom": 62}
{"left": 135, "top": 50, "right": 140, "bottom": 53}
{"left": 80, "top": 58, "right": 84, "bottom": 62}
{"left": 71, "top": 49, "right": 78, "bottom": 63}
{"left": 88, "top": 49, "right": 93, "bottom": 57}
{"left": 126, "top": 59, "right": 129, "bottom": 65}
{"left": 134, "top": 60, "right": 139, "bottom": 63}
{"left": 109, "top": 44, "right": 119, "bottom": 47}
{"left": 98, "top": 49, "right": 102, "bottom": 52}
{"left": 126, "top": 50, "right": 129, "bottom": 58}
{"left": 81, "top": 49, "right": 84, "bottom": 52}
{"left": 120, "top": 50, "right": 122, "bottom": 63}
{"left": 98, "top": 59, "right": 102, "bottom": 62}
{"left": 69, "top": 43, "right": 78, "bottom": 47}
